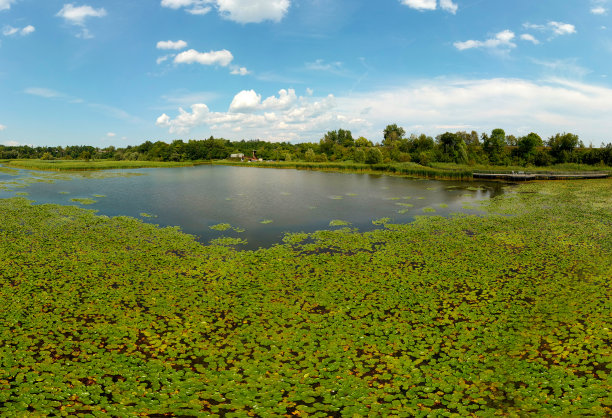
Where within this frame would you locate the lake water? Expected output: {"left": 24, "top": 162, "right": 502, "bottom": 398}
{"left": 0, "top": 165, "right": 505, "bottom": 249}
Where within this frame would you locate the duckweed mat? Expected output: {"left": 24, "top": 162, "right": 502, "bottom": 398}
{"left": 0, "top": 179, "right": 611, "bottom": 416}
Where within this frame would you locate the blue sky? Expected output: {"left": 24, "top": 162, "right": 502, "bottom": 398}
{"left": 1, "top": 0, "right": 611, "bottom": 147}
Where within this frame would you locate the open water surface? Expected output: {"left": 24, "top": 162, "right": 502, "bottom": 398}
{"left": 0, "top": 165, "right": 506, "bottom": 249}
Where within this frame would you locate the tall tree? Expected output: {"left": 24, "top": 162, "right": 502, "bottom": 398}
{"left": 483, "top": 129, "right": 507, "bottom": 164}
{"left": 382, "top": 124, "right": 405, "bottom": 147}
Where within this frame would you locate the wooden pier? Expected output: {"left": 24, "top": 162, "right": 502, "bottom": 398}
{"left": 473, "top": 172, "right": 610, "bottom": 181}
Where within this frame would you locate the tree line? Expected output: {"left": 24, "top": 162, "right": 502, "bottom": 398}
{"left": 1, "top": 126, "right": 611, "bottom": 167}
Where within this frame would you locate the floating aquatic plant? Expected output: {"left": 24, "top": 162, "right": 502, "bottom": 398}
{"left": 209, "top": 223, "right": 232, "bottom": 231}
{"left": 70, "top": 198, "right": 97, "bottom": 205}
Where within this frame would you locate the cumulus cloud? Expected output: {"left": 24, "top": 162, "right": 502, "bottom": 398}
{"left": 156, "top": 88, "right": 354, "bottom": 140}
{"left": 157, "top": 79, "right": 612, "bottom": 145}
{"left": 401, "top": 0, "right": 457, "bottom": 13}
{"left": 161, "top": 0, "right": 290, "bottom": 23}
{"left": 106, "top": 132, "right": 116, "bottom": 137}
{"left": 0, "top": 0, "right": 17, "bottom": 11}
{"left": 174, "top": 48, "right": 234, "bottom": 66}
{"left": 591, "top": 6, "right": 606, "bottom": 14}
{"left": 57, "top": 3, "right": 107, "bottom": 38}
{"left": 454, "top": 30, "right": 516, "bottom": 51}
{"left": 229, "top": 90, "right": 261, "bottom": 112}
{"left": 157, "top": 39, "right": 187, "bottom": 50}
{"left": 0, "top": 124, "right": 6, "bottom": 131}
{"left": 3, "top": 25, "right": 35, "bottom": 36}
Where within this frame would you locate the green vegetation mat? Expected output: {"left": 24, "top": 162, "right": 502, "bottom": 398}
{"left": 1, "top": 179, "right": 611, "bottom": 416}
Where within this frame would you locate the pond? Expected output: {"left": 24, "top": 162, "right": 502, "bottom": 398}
{"left": 0, "top": 165, "right": 506, "bottom": 249}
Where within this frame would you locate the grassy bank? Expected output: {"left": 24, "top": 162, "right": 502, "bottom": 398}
{"left": 432, "top": 161, "right": 612, "bottom": 173}
{"left": 0, "top": 179, "right": 610, "bottom": 415}
{"left": 5, "top": 159, "right": 209, "bottom": 171}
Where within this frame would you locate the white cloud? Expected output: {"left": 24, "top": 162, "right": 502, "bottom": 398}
{"left": 334, "top": 78, "right": 612, "bottom": 146}
{"left": 157, "top": 79, "right": 612, "bottom": 146}
{"left": 0, "top": 0, "right": 17, "bottom": 12}
{"left": 230, "top": 66, "right": 250, "bottom": 75}
{"left": 401, "top": 0, "right": 457, "bottom": 13}
{"left": 160, "top": 0, "right": 212, "bottom": 15}
{"left": 591, "top": 6, "right": 607, "bottom": 14}
{"left": 216, "top": 0, "right": 290, "bottom": 23}
{"left": 156, "top": 54, "right": 173, "bottom": 65}
{"left": 0, "top": 124, "right": 6, "bottom": 131}
{"left": 106, "top": 132, "right": 116, "bottom": 137}
{"left": 57, "top": 3, "right": 107, "bottom": 38}
{"left": 454, "top": 30, "right": 516, "bottom": 51}
{"left": 439, "top": 0, "right": 458, "bottom": 14}
{"left": 523, "top": 21, "right": 576, "bottom": 38}
{"left": 21, "top": 24, "right": 35, "bottom": 35}
{"left": 548, "top": 21, "right": 576, "bottom": 36}
{"left": 2, "top": 26, "right": 18, "bottom": 36}
{"left": 174, "top": 48, "right": 234, "bottom": 66}
{"left": 401, "top": 0, "right": 437, "bottom": 11}
{"left": 520, "top": 33, "right": 539, "bottom": 44}
{"left": 262, "top": 88, "right": 297, "bottom": 110}
{"left": 3, "top": 25, "right": 35, "bottom": 36}
{"left": 57, "top": 4, "right": 107, "bottom": 25}
{"left": 156, "top": 88, "right": 352, "bottom": 140}
{"left": 161, "top": 0, "right": 290, "bottom": 23}
{"left": 229, "top": 90, "right": 262, "bottom": 112}
{"left": 157, "top": 39, "right": 187, "bottom": 50}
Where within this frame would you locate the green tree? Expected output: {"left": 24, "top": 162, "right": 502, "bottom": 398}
{"left": 483, "top": 128, "right": 507, "bottom": 164}
{"left": 516, "top": 132, "right": 542, "bottom": 163}
{"left": 548, "top": 133, "right": 579, "bottom": 163}
{"left": 436, "top": 132, "right": 468, "bottom": 164}
{"left": 365, "top": 147, "right": 383, "bottom": 164}
{"left": 382, "top": 124, "right": 405, "bottom": 147}
{"left": 304, "top": 148, "right": 316, "bottom": 162}
{"left": 354, "top": 148, "right": 366, "bottom": 163}
{"left": 355, "top": 136, "right": 373, "bottom": 148}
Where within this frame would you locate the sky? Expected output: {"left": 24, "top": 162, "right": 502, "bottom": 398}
{"left": 1, "top": 0, "right": 611, "bottom": 148}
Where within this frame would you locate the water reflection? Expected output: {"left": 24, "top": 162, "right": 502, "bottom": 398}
{"left": 1, "top": 165, "right": 506, "bottom": 249}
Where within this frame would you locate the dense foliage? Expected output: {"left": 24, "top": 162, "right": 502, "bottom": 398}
{"left": 1, "top": 178, "right": 610, "bottom": 415}
{"left": 2, "top": 126, "right": 611, "bottom": 167}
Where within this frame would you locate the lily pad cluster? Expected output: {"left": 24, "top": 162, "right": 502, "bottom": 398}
{"left": 0, "top": 179, "right": 610, "bottom": 415}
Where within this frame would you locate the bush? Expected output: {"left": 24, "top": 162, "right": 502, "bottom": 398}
{"left": 365, "top": 148, "right": 383, "bottom": 164}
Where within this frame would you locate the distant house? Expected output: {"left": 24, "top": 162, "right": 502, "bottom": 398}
{"left": 230, "top": 153, "right": 244, "bottom": 159}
